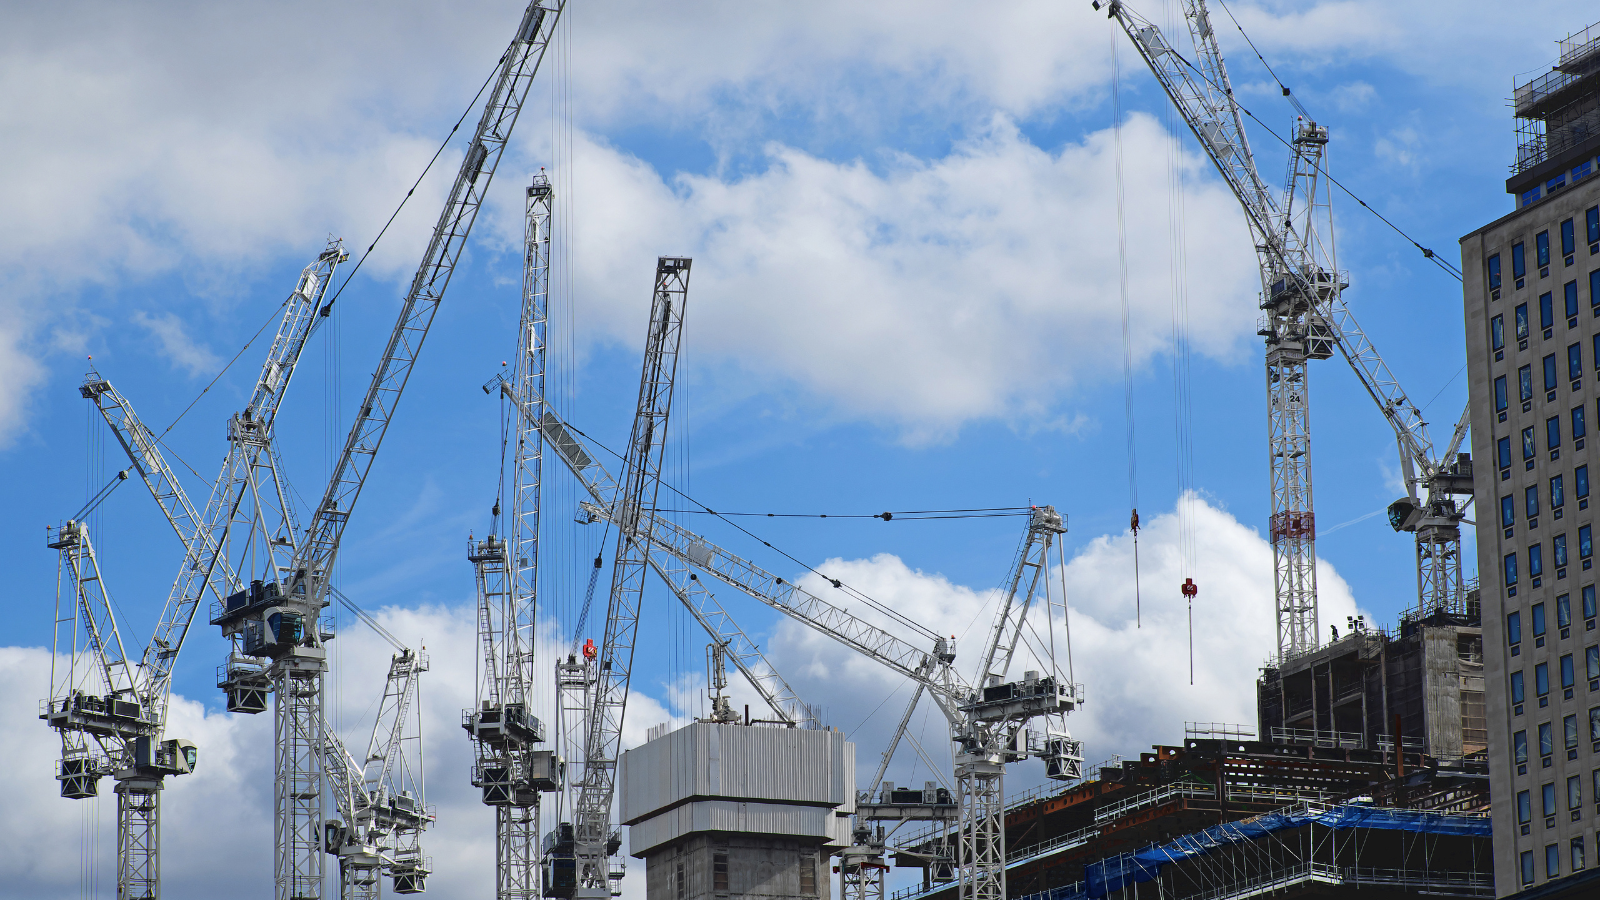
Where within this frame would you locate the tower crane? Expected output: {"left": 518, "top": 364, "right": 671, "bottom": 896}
{"left": 323, "top": 646, "right": 434, "bottom": 898}
{"left": 1101, "top": 0, "right": 1476, "bottom": 652}
{"left": 463, "top": 172, "right": 561, "bottom": 900}
{"left": 524, "top": 394, "right": 1082, "bottom": 900}
{"left": 46, "top": 239, "right": 341, "bottom": 900}
{"left": 208, "top": 4, "right": 564, "bottom": 897}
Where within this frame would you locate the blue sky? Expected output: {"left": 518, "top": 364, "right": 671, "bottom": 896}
{"left": 1, "top": 1, "right": 1592, "bottom": 897}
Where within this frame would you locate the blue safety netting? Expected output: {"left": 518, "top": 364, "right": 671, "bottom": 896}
{"left": 1013, "top": 803, "right": 1490, "bottom": 900}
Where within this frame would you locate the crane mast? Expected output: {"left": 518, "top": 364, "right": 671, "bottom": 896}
{"left": 570, "top": 256, "right": 691, "bottom": 899}
{"left": 1104, "top": 0, "right": 1475, "bottom": 625}
{"left": 207, "top": 5, "right": 562, "bottom": 897}
{"left": 465, "top": 172, "right": 559, "bottom": 900}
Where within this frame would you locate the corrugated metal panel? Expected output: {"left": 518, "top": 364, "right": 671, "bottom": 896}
{"left": 627, "top": 799, "right": 839, "bottom": 857}
{"left": 620, "top": 724, "right": 853, "bottom": 823}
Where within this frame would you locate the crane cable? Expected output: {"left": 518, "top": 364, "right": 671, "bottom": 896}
{"left": 1160, "top": 0, "right": 1202, "bottom": 682}
{"left": 1165, "top": 4, "right": 1463, "bottom": 282}
{"left": 1110, "top": 25, "right": 1143, "bottom": 629}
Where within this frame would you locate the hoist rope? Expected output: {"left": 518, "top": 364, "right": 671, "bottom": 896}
{"left": 1110, "top": 25, "right": 1144, "bottom": 629}
{"left": 1161, "top": 0, "right": 1202, "bottom": 680}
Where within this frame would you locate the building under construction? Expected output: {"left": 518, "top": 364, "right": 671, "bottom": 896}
{"left": 1257, "top": 595, "right": 1487, "bottom": 761}
{"left": 883, "top": 726, "right": 1491, "bottom": 900}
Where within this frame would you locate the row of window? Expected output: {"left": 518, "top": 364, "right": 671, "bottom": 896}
{"left": 1501, "top": 473, "right": 1590, "bottom": 536}
{"left": 1496, "top": 415, "right": 1594, "bottom": 476}
{"left": 1514, "top": 769, "right": 1598, "bottom": 826}
{"left": 1490, "top": 208, "right": 1600, "bottom": 291}
{"left": 1507, "top": 647, "right": 1599, "bottom": 716}
{"left": 1517, "top": 836, "right": 1587, "bottom": 887}
{"left": 1509, "top": 591, "right": 1598, "bottom": 651}
{"left": 1503, "top": 530, "right": 1593, "bottom": 592}
{"left": 1519, "top": 157, "right": 1599, "bottom": 209}
{"left": 1512, "top": 712, "right": 1600, "bottom": 773}
{"left": 1491, "top": 273, "right": 1600, "bottom": 357}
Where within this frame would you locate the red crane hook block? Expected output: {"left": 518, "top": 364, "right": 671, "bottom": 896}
{"left": 1181, "top": 577, "right": 1198, "bottom": 599}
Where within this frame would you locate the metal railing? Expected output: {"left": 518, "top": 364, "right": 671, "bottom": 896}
{"left": 1094, "top": 782, "right": 1214, "bottom": 824}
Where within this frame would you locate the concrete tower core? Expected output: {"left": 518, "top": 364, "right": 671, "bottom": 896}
{"left": 620, "top": 722, "right": 855, "bottom": 900}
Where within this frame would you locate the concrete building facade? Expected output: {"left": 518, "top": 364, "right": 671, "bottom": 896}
{"left": 1462, "top": 21, "right": 1600, "bottom": 896}
{"left": 619, "top": 722, "right": 854, "bottom": 900}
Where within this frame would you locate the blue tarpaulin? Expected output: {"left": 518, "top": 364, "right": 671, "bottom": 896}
{"left": 1011, "top": 804, "right": 1491, "bottom": 899}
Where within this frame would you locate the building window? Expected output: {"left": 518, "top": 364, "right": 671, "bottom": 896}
{"left": 1572, "top": 341, "right": 1584, "bottom": 379}
{"left": 1572, "top": 774, "right": 1584, "bottom": 811}
{"left": 1538, "top": 664, "right": 1551, "bottom": 705}
{"left": 1593, "top": 270, "right": 1600, "bottom": 314}
{"left": 1565, "top": 219, "right": 1578, "bottom": 258}
{"left": 1579, "top": 161, "right": 1595, "bottom": 181}
{"left": 1491, "top": 253, "right": 1504, "bottom": 290}
{"left": 1565, "top": 661, "right": 1577, "bottom": 700}
{"left": 1547, "top": 782, "right": 1559, "bottom": 820}
{"left": 1573, "top": 409, "right": 1586, "bottom": 444}
{"left": 1501, "top": 437, "right": 1514, "bottom": 480}
{"left": 1592, "top": 707, "right": 1600, "bottom": 744}
{"left": 1589, "top": 646, "right": 1600, "bottom": 682}
{"left": 1542, "top": 294, "right": 1555, "bottom": 332}
{"left": 799, "top": 852, "right": 817, "bottom": 896}
{"left": 1546, "top": 353, "right": 1559, "bottom": 394}
{"left": 676, "top": 861, "right": 686, "bottom": 900}
{"left": 1510, "top": 611, "right": 1524, "bottom": 646}
{"left": 1584, "top": 525, "right": 1594, "bottom": 564}
{"left": 1517, "top": 729, "right": 1530, "bottom": 771}
{"left": 1496, "top": 376, "right": 1509, "bottom": 417}
{"left": 1508, "top": 553, "right": 1521, "bottom": 590}
{"left": 1525, "top": 427, "right": 1537, "bottom": 464}
{"left": 1557, "top": 533, "right": 1570, "bottom": 570}
{"left": 1529, "top": 485, "right": 1543, "bottom": 519}
{"left": 1549, "top": 416, "right": 1563, "bottom": 451}
{"left": 1524, "top": 186, "right": 1542, "bottom": 207}
{"left": 1504, "top": 495, "right": 1517, "bottom": 532}
{"left": 1521, "top": 364, "right": 1535, "bottom": 402}
{"left": 1578, "top": 465, "right": 1590, "bottom": 504}
{"left": 1589, "top": 206, "right": 1600, "bottom": 245}
{"left": 1552, "top": 173, "right": 1569, "bottom": 193}
{"left": 1532, "top": 544, "right": 1545, "bottom": 583}
{"left": 1513, "top": 670, "right": 1526, "bottom": 708}
{"left": 1574, "top": 836, "right": 1586, "bottom": 872}
{"left": 1569, "top": 282, "right": 1582, "bottom": 322}
{"left": 1516, "top": 241, "right": 1529, "bottom": 279}
{"left": 1560, "top": 593, "right": 1573, "bottom": 629}
{"left": 1549, "top": 841, "right": 1562, "bottom": 879}
{"left": 1585, "top": 584, "right": 1597, "bottom": 621}
{"left": 1535, "top": 603, "right": 1548, "bottom": 638}
{"left": 1541, "top": 231, "right": 1552, "bottom": 269}
{"left": 1494, "top": 313, "right": 1506, "bottom": 350}
{"left": 1522, "top": 848, "right": 1535, "bottom": 885}
{"left": 1518, "top": 302, "right": 1531, "bottom": 340}
{"left": 713, "top": 850, "right": 728, "bottom": 893}
{"left": 1554, "top": 475, "right": 1567, "bottom": 512}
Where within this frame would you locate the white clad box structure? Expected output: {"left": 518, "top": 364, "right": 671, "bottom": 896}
{"left": 620, "top": 722, "right": 854, "bottom": 900}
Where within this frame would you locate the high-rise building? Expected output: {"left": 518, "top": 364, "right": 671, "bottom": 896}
{"left": 1463, "top": 20, "right": 1600, "bottom": 898}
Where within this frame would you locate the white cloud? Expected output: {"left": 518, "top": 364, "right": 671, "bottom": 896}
{"left": 546, "top": 114, "right": 1257, "bottom": 441}
{"left": 0, "top": 494, "right": 1373, "bottom": 897}
{"left": 131, "top": 312, "right": 222, "bottom": 378}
